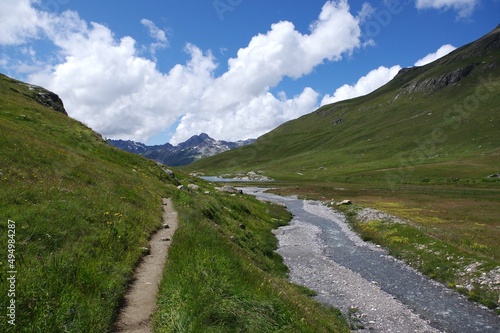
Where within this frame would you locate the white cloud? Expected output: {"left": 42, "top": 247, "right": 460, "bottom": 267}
{"left": 415, "top": 0, "right": 479, "bottom": 19}
{"left": 357, "top": 2, "right": 375, "bottom": 24}
{"left": 18, "top": 0, "right": 364, "bottom": 144}
{"left": 320, "top": 42, "right": 459, "bottom": 106}
{"left": 321, "top": 65, "right": 402, "bottom": 105}
{"left": 0, "top": 0, "right": 50, "bottom": 45}
{"left": 414, "top": 44, "right": 456, "bottom": 66}
{"left": 173, "top": 88, "right": 319, "bottom": 144}
{"left": 141, "top": 19, "right": 168, "bottom": 54}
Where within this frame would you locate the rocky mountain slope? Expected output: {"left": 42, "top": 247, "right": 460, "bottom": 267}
{"left": 108, "top": 133, "right": 255, "bottom": 166}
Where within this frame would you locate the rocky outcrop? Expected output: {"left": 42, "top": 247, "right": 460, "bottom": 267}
{"left": 401, "top": 64, "right": 474, "bottom": 94}
{"left": 19, "top": 83, "right": 68, "bottom": 115}
{"left": 33, "top": 89, "right": 67, "bottom": 115}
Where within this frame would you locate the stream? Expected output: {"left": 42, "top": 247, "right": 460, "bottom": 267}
{"left": 241, "top": 187, "right": 500, "bottom": 333}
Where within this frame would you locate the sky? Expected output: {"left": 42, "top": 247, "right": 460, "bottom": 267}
{"left": 1, "top": 0, "right": 499, "bottom": 145}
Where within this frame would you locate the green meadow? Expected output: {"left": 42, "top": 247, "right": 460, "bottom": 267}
{"left": 0, "top": 73, "right": 349, "bottom": 332}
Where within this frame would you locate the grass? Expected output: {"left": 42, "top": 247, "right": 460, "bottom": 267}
{"left": 267, "top": 181, "right": 500, "bottom": 313}
{"left": 344, "top": 212, "right": 500, "bottom": 311}
{"left": 0, "top": 73, "right": 350, "bottom": 332}
{"left": 0, "top": 74, "right": 176, "bottom": 332}
{"left": 153, "top": 180, "right": 349, "bottom": 332}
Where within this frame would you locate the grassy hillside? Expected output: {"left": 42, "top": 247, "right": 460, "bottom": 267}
{"left": 185, "top": 26, "right": 500, "bottom": 312}
{"left": 0, "top": 74, "right": 349, "bottom": 332}
{"left": 188, "top": 25, "right": 500, "bottom": 183}
{"left": 0, "top": 74, "right": 176, "bottom": 332}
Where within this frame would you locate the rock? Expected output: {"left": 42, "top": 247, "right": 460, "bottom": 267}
{"left": 204, "top": 191, "right": 211, "bottom": 195}
{"left": 164, "top": 168, "right": 175, "bottom": 177}
{"left": 158, "top": 166, "right": 180, "bottom": 185}
{"left": 337, "top": 200, "right": 352, "bottom": 206}
{"left": 218, "top": 171, "right": 273, "bottom": 181}
{"left": 163, "top": 224, "right": 170, "bottom": 229}
{"left": 401, "top": 65, "right": 474, "bottom": 94}
{"left": 177, "top": 185, "right": 186, "bottom": 190}
{"left": 161, "top": 238, "right": 171, "bottom": 242}
{"left": 187, "top": 184, "right": 200, "bottom": 191}
{"left": 216, "top": 186, "right": 243, "bottom": 194}
{"left": 239, "top": 224, "right": 246, "bottom": 230}
{"left": 487, "top": 172, "right": 500, "bottom": 178}
{"left": 21, "top": 83, "right": 68, "bottom": 115}
{"left": 331, "top": 118, "right": 343, "bottom": 126}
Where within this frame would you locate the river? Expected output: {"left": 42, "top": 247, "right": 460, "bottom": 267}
{"left": 241, "top": 187, "right": 500, "bottom": 333}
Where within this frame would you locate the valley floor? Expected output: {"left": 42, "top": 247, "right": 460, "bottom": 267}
{"left": 243, "top": 187, "right": 500, "bottom": 333}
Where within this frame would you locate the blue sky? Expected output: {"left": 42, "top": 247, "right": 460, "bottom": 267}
{"left": 1, "top": 0, "right": 498, "bottom": 144}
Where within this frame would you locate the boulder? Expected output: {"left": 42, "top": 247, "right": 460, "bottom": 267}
{"left": 188, "top": 184, "right": 200, "bottom": 191}
{"left": 337, "top": 200, "right": 352, "bottom": 206}
{"left": 216, "top": 186, "right": 243, "bottom": 194}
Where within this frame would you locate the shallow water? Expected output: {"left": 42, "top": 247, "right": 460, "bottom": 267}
{"left": 242, "top": 187, "right": 500, "bottom": 333}
{"left": 200, "top": 176, "right": 271, "bottom": 182}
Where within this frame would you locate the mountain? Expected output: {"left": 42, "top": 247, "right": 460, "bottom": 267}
{"left": 108, "top": 133, "right": 255, "bottom": 166}
{"left": 186, "top": 25, "right": 500, "bottom": 184}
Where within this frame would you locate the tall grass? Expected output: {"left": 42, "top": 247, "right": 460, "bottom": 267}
{"left": 0, "top": 75, "right": 174, "bottom": 332}
{"left": 336, "top": 202, "right": 500, "bottom": 313}
{"left": 153, "top": 185, "right": 349, "bottom": 332}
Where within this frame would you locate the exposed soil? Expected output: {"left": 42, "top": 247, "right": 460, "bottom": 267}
{"left": 114, "top": 198, "right": 178, "bottom": 333}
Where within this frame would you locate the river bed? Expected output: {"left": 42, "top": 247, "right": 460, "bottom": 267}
{"left": 241, "top": 187, "right": 500, "bottom": 333}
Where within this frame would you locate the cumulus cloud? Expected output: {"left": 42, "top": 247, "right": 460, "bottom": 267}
{"left": 414, "top": 44, "right": 456, "bottom": 66}
{"left": 0, "top": 0, "right": 49, "bottom": 45}
{"left": 415, "top": 0, "right": 479, "bottom": 19}
{"left": 15, "top": 0, "right": 364, "bottom": 144}
{"left": 320, "top": 42, "right": 458, "bottom": 106}
{"left": 173, "top": 88, "right": 320, "bottom": 144}
{"left": 321, "top": 65, "right": 402, "bottom": 105}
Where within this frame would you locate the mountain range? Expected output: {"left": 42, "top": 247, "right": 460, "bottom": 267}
{"left": 108, "top": 134, "right": 255, "bottom": 166}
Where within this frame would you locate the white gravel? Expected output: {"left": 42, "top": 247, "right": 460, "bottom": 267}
{"left": 274, "top": 215, "right": 440, "bottom": 333}
{"left": 241, "top": 187, "right": 499, "bottom": 333}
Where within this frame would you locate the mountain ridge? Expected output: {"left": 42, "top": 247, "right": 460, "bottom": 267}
{"left": 108, "top": 133, "right": 255, "bottom": 166}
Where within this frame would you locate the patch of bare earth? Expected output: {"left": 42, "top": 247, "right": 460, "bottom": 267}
{"left": 114, "top": 198, "right": 178, "bottom": 333}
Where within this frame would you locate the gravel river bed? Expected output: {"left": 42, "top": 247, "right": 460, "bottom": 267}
{"left": 241, "top": 187, "right": 500, "bottom": 333}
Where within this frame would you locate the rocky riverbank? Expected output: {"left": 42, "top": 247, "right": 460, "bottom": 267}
{"left": 242, "top": 188, "right": 500, "bottom": 333}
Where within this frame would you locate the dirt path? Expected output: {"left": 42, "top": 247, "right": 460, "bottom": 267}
{"left": 115, "top": 198, "right": 178, "bottom": 333}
